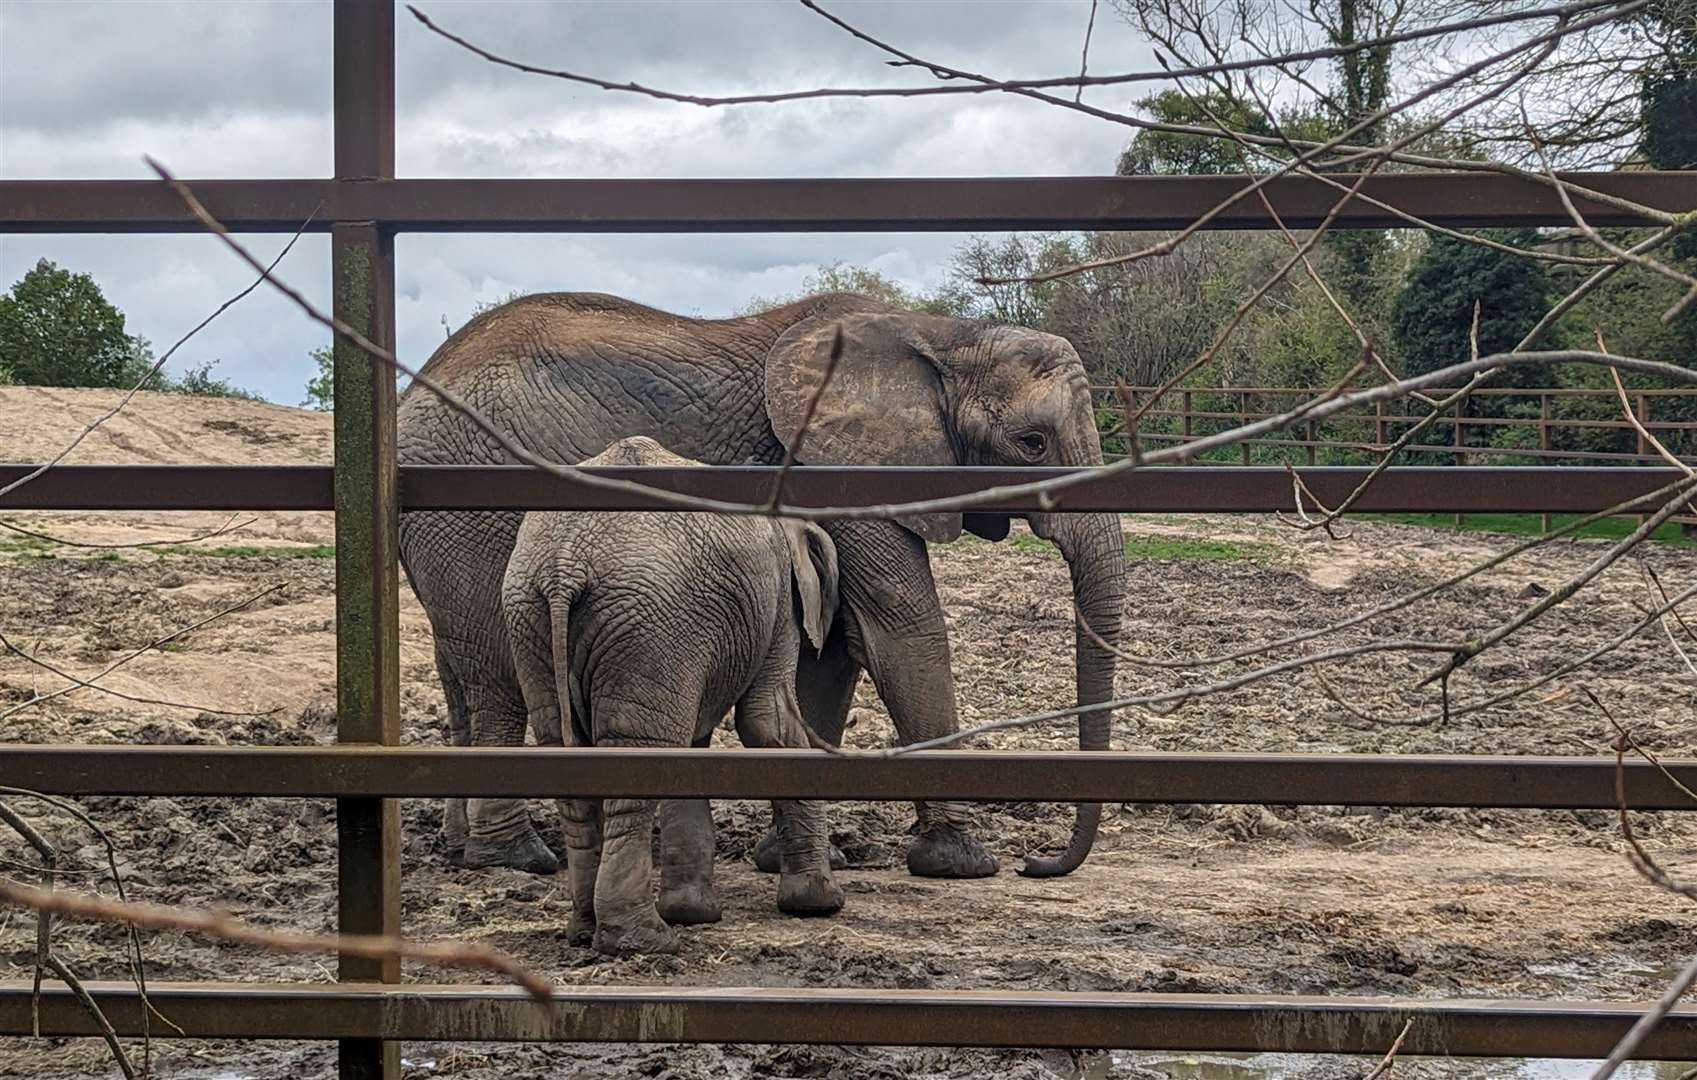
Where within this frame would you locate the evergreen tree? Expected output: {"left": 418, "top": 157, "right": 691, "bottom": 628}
{"left": 1391, "top": 230, "right": 1560, "bottom": 390}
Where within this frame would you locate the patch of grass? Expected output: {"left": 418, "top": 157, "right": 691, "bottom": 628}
{"left": 1003, "top": 531, "right": 1276, "bottom": 562}
{"left": 0, "top": 535, "right": 57, "bottom": 557}
{"left": 1, "top": 535, "right": 334, "bottom": 561}
{"left": 148, "top": 544, "right": 336, "bottom": 560}
{"left": 1363, "top": 512, "right": 1697, "bottom": 547}
{"left": 1122, "top": 534, "right": 1277, "bottom": 561}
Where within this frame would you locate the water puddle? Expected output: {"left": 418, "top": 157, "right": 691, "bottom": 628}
{"left": 1061, "top": 1051, "right": 1697, "bottom": 1079}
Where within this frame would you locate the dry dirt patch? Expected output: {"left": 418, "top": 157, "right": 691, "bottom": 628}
{"left": 1, "top": 390, "right": 1695, "bottom": 1078}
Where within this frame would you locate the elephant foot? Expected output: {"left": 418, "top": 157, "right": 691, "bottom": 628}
{"left": 907, "top": 826, "right": 998, "bottom": 879}
{"left": 657, "top": 882, "right": 723, "bottom": 926}
{"left": 777, "top": 871, "right": 845, "bottom": 917}
{"left": 463, "top": 830, "right": 560, "bottom": 876}
{"left": 564, "top": 912, "right": 595, "bottom": 948}
{"left": 752, "top": 827, "right": 847, "bottom": 874}
{"left": 442, "top": 797, "right": 469, "bottom": 854}
{"left": 593, "top": 912, "right": 681, "bottom": 957}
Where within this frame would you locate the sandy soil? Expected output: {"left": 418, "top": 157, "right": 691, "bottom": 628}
{"left": 1, "top": 388, "right": 1695, "bottom": 1079}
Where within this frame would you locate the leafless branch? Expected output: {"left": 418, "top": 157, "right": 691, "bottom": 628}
{"left": 0, "top": 799, "right": 139, "bottom": 1079}
{"left": 1076, "top": 0, "right": 1100, "bottom": 103}
{"left": 0, "top": 626, "right": 283, "bottom": 719}
{"left": 0, "top": 879, "right": 555, "bottom": 1004}
{"left": 404, "top": 0, "right": 1622, "bottom": 106}
{"left": 1361, "top": 1018, "right": 1413, "bottom": 1080}
{"left": 1587, "top": 693, "right": 1697, "bottom": 1079}
{"left": 764, "top": 325, "right": 845, "bottom": 513}
{"left": 0, "top": 212, "right": 316, "bottom": 506}
{"left": 0, "top": 514, "right": 256, "bottom": 551}
{"left": 0, "top": 582, "right": 288, "bottom": 723}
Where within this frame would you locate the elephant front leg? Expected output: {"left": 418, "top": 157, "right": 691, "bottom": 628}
{"left": 832, "top": 521, "right": 998, "bottom": 880}
{"left": 591, "top": 797, "right": 679, "bottom": 956}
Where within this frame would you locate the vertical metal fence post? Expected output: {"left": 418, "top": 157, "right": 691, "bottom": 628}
{"left": 1239, "top": 391, "right": 1251, "bottom": 465}
{"left": 332, "top": 3, "right": 400, "bottom": 1079}
{"left": 1453, "top": 397, "right": 1466, "bottom": 529}
{"left": 1540, "top": 392, "right": 1553, "bottom": 533}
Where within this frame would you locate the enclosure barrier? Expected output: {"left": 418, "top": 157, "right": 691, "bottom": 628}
{"left": 3, "top": 2, "right": 1697, "bottom": 1076}
{"left": 1095, "top": 385, "right": 1697, "bottom": 467}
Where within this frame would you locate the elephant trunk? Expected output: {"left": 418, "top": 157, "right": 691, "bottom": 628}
{"left": 1019, "top": 508, "right": 1125, "bottom": 878}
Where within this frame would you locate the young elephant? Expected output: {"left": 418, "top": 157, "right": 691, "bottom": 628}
{"left": 501, "top": 436, "right": 846, "bottom": 955}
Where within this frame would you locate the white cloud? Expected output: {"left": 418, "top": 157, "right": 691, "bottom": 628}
{"left": 2, "top": 0, "right": 1154, "bottom": 405}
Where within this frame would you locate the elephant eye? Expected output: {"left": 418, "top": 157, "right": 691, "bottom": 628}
{"left": 1015, "top": 431, "right": 1047, "bottom": 459}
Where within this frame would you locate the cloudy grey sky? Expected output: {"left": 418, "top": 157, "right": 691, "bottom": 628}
{"left": 1, "top": 0, "right": 1152, "bottom": 404}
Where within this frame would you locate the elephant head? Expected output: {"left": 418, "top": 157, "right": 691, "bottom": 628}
{"left": 781, "top": 520, "right": 840, "bottom": 657}
{"left": 765, "top": 311, "right": 1126, "bottom": 878}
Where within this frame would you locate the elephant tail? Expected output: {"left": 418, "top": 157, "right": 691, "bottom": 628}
{"left": 545, "top": 584, "right": 581, "bottom": 746}
{"left": 503, "top": 568, "right": 582, "bottom": 748}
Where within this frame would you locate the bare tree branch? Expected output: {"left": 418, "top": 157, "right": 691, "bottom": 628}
{"left": 0, "top": 880, "right": 554, "bottom": 1004}
{"left": 0, "top": 212, "right": 317, "bottom": 506}
{"left": 0, "top": 582, "right": 288, "bottom": 723}
{"left": 404, "top": 0, "right": 1622, "bottom": 107}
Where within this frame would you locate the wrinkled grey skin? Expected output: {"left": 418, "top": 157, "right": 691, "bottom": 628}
{"left": 502, "top": 437, "right": 845, "bottom": 956}
{"left": 397, "top": 291, "right": 1125, "bottom": 881}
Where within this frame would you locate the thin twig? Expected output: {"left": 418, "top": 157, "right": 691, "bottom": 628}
{"left": 1075, "top": 0, "right": 1099, "bottom": 103}
{"left": 1587, "top": 693, "right": 1697, "bottom": 1079}
{"left": 0, "top": 627, "right": 282, "bottom": 719}
{"left": 1362, "top": 1018, "right": 1413, "bottom": 1080}
{"left": 404, "top": 0, "right": 1619, "bottom": 106}
{"left": 0, "top": 582, "right": 287, "bottom": 723}
{"left": 0, "top": 880, "right": 555, "bottom": 1004}
{"left": 0, "top": 514, "right": 256, "bottom": 551}
{"left": 0, "top": 213, "right": 316, "bottom": 505}
{"left": 764, "top": 325, "right": 844, "bottom": 513}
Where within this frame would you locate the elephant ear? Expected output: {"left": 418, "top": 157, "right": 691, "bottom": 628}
{"left": 783, "top": 521, "right": 840, "bottom": 655}
{"left": 765, "top": 313, "right": 962, "bottom": 543}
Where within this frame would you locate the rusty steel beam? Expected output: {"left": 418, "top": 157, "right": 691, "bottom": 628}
{"left": 1, "top": 172, "right": 1691, "bottom": 234}
{"left": 0, "top": 464, "right": 1687, "bottom": 514}
{"left": 5, "top": 747, "right": 1696, "bottom": 810}
{"left": 1, "top": 982, "right": 1692, "bottom": 1057}
{"left": 331, "top": 2, "right": 401, "bottom": 1077}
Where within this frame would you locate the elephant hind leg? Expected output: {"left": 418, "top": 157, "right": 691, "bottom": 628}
{"left": 591, "top": 789, "right": 679, "bottom": 956}
{"left": 435, "top": 639, "right": 472, "bottom": 862}
{"left": 559, "top": 796, "right": 600, "bottom": 946}
{"left": 753, "top": 622, "right": 854, "bottom": 875}
{"left": 656, "top": 798, "right": 721, "bottom": 926}
{"left": 463, "top": 680, "right": 560, "bottom": 876}
{"left": 736, "top": 654, "right": 844, "bottom": 918}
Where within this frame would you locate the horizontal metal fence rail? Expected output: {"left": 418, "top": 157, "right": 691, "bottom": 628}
{"left": 1, "top": 463, "right": 1687, "bottom": 513}
{"left": 4, "top": 172, "right": 1692, "bottom": 233}
{"left": 5, "top": 983, "right": 1695, "bottom": 1058}
{"left": 7, "top": 746, "right": 1697, "bottom": 809}
{"left": 7, "top": 3, "right": 1696, "bottom": 1073}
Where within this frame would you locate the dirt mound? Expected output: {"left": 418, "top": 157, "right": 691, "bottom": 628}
{"left": 0, "top": 386, "right": 331, "bottom": 467}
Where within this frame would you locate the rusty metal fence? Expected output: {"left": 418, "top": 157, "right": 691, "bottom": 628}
{"left": 1096, "top": 385, "right": 1697, "bottom": 467}
{"left": 3, "top": 3, "right": 1697, "bottom": 1076}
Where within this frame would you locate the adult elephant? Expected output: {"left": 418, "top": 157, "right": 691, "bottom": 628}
{"left": 397, "top": 291, "right": 1125, "bottom": 880}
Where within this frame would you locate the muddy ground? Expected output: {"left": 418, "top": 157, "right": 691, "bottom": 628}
{"left": 1, "top": 387, "right": 1695, "bottom": 1079}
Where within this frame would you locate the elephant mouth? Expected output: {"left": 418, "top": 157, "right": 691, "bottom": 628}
{"left": 963, "top": 513, "right": 1012, "bottom": 542}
